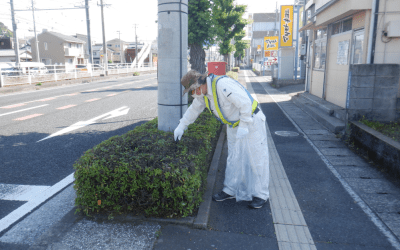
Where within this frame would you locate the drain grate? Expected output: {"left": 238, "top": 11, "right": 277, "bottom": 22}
{"left": 274, "top": 131, "right": 300, "bottom": 137}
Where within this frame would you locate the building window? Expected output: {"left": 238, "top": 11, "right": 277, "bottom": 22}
{"left": 115, "top": 45, "right": 120, "bottom": 48}
{"left": 93, "top": 52, "right": 97, "bottom": 56}
{"left": 44, "top": 42, "right": 48, "bottom": 50}
{"left": 0, "top": 42, "right": 4, "bottom": 45}
{"left": 314, "top": 28, "right": 327, "bottom": 70}
{"left": 107, "top": 44, "right": 112, "bottom": 47}
{"left": 332, "top": 18, "right": 353, "bottom": 35}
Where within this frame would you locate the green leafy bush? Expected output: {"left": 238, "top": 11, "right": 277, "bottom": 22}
{"left": 133, "top": 72, "right": 140, "bottom": 76}
{"left": 226, "top": 71, "right": 238, "bottom": 80}
{"left": 74, "top": 112, "right": 221, "bottom": 218}
{"left": 232, "top": 67, "right": 240, "bottom": 73}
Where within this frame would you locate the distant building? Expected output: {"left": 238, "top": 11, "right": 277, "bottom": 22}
{"left": 73, "top": 33, "right": 93, "bottom": 63}
{"left": 92, "top": 44, "right": 114, "bottom": 64}
{"left": 31, "top": 30, "right": 86, "bottom": 65}
{"left": 0, "top": 37, "right": 13, "bottom": 50}
{"left": 0, "top": 49, "right": 32, "bottom": 62}
{"left": 106, "top": 38, "right": 128, "bottom": 63}
{"left": 250, "top": 13, "right": 279, "bottom": 64}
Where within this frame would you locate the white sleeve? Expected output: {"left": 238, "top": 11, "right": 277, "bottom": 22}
{"left": 179, "top": 97, "right": 206, "bottom": 129}
{"left": 218, "top": 79, "right": 253, "bottom": 125}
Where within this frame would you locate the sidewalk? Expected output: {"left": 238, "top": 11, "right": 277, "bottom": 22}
{"left": 1, "top": 69, "right": 400, "bottom": 250}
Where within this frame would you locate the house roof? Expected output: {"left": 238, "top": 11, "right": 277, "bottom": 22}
{"left": 92, "top": 45, "right": 114, "bottom": 52}
{"left": 45, "top": 31, "right": 85, "bottom": 43}
{"left": 0, "top": 49, "right": 32, "bottom": 58}
{"left": 107, "top": 38, "right": 126, "bottom": 44}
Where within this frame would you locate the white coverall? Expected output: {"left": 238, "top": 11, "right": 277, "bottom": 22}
{"left": 178, "top": 75, "right": 269, "bottom": 201}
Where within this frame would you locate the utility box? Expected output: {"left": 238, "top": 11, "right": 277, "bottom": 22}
{"left": 208, "top": 62, "right": 226, "bottom": 75}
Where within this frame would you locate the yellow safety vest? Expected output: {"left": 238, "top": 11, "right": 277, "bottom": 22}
{"left": 204, "top": 75, "right": 259, "bottom": 128}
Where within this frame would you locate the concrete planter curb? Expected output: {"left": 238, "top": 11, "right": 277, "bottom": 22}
{"left": 80, "top": 125, "right": 226, "bottom": 228}
{"left": 349, "top": 121, "right": 400, "bottom": 177}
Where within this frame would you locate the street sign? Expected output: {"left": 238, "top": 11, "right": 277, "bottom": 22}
{"left": 265, "top": 50, "right": 278, "bottom": 57}
{"left": 264, "top": 57, "right": 278, "bottom": 66}
{"left": 264, "top": 36, "right": 278, "bottom": 51}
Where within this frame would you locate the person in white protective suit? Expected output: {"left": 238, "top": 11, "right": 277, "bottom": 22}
{"left": 174, "top": 70, "right": 269, "bottom": 209}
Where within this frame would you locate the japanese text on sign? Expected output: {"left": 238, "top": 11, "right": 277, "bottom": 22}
{"left": 280, "top": 5, "right": 293, "bottom": 47}
{"left": 264, "top": 36, "right": 279, "bottom": 51}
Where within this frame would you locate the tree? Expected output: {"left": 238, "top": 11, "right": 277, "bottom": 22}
{"left": 233, "top": 30, "right": 249, "bottom": 67}
{"left": 213, "top": 0, "right": 247, "bottom": 71}
{"left": 188, "top": 0, "right": 216, "bottom": 73}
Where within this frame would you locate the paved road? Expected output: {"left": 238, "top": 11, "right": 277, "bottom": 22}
{"left": 1, "top": 70, "right": 400, "bottom": 250}
{"left": 0, "top": 73, "right": 158, "bottom": 232}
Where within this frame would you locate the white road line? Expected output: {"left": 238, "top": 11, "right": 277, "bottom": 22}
{"left": 247, "top": 70, "right": 400, "bottom": 250}
{"left": 0, "top": 104, "right": 49, "bottom": 118}
{"left": 37, "top": 106, "right": 130, "bottom": 142}
{"left": 244, "top": 71, "right": 317, "bottom": 250}
{"left": 0, "top": 184, "right": 51, "bottom": 201}
{"left": 0, "top": 173, "right": 74, "bottom": 234}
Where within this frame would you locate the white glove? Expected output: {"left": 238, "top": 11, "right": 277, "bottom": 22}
{"left": 174, "top": 124, "right": 185, "bottom": 141}
{"left": 236, "top": 127, "right": 249, "bottom": 139}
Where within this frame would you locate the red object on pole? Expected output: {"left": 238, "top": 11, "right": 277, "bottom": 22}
{"left": 207, "top": 62, "right": 227, "bottom": 75}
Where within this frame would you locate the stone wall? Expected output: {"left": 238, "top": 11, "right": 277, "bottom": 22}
{"left": 348, "top": 64, "right": 400, "bottom": 122}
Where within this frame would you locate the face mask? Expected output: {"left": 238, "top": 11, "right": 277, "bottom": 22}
{"left": 191, "top": 86, "right": 205, "bottom": 99}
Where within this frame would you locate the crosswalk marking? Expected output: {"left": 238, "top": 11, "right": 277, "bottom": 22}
{"left": 14, "top": 113, "right": 43, "bottom": 121}
{"left": 57, "top": 105, "right": 76, "bottom": 110}
{"left": 0, "top": 104, "right": 48, "bottom": 118}
{"left": 1, "top": 103, "right": 26, "bottom": 109}
{"left": 0, "top": 184, "right": 51, "bottom": 201}
{"left": 85, "top": 98, "right": 100, "bottom": 102}
{"left": 0, "top": 173, "right": 74, "bottom": 233}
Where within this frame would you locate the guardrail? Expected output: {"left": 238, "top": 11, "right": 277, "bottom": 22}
{"left": 0, "top": 63, "right": 157, "bottom": 87}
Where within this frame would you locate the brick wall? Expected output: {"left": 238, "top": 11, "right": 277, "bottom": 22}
{"left": 348, "top": 64, "right": 400, "bottom": 122}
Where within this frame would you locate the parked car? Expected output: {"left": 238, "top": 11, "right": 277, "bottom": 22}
{"left": 92, "top": 64, "right": 104, "bottom": 70}
{"left": 76, "top": 65, "right": 88, "bottom": 71}
{"left": 29, "top": 67, "right": 49, "bottom": 75}
{"left": 3, "top": 67, "right": 21, "bottom": 76}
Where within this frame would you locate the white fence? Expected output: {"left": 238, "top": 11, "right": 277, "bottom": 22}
{"left": 0, "top": 63, "right": 157, "bottom": 87}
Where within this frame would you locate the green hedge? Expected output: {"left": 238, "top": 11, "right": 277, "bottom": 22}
{"left": 232, "top": 67, "right": 240, "bottom": 72}
{"left": 226, "top": 71, "right": 238, "bottom": 81}
{"left": 73, "top": 111, "right": 221, "bottom": 218}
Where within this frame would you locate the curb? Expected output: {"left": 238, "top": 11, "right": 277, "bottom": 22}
{"left": 193, "top": 125, "right": 226, "bottom": 229}
{"left": 83, "top": 125, "right": 226, "bottom": 228}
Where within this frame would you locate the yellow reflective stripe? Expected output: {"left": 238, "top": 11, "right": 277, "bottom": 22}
{"left": 204, "top": 96, "right": 212, "bottom": 114}
{"left": 252, "top": 99, "right": 258, "bottom": 113}
{"left": 212, "top": 76, "right": 235, "bottom": 127}
{"left": 209, "top": 75, "right": 259, "bottom": 128}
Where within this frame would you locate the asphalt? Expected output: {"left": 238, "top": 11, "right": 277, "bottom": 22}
{"left": 1, "top": 68, "right": 400, "bottom": 249}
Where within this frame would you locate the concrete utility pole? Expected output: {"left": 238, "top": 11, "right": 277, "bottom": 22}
{"left": 10, "top": 0, "right": 20, "bottom": 67}
{"left": 31, "top": 0, "right": 40, "bottom": 63}
{"left": 99, "top": 0, "right": 109, "bottom": 75}
{"left": 85, "top": 0, "right": 93, "bottom": 65}
{"left": 157, "top": 0, "right": 188, "bottom": 132}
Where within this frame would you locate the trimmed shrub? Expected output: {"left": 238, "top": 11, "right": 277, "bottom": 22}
{"left": 74, "top": 111, "right": 222, "bottom": 218}
{"left": 133, "top": 72, "right": 140, "bottom": 76}
{"left": 232, "top": 67, "right": 240, "bottom": 73}
{"left": 226, "top": 71, "right": 238, "bottom": 81}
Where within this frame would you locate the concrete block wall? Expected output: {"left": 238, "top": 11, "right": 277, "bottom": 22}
{"left": 348, "top": 64, "right": 400, "bottom": 122}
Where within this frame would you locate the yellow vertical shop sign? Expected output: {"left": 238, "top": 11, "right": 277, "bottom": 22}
{"left": 264, "top": 36, "right": 278, "bottom": 51}
{"left": 280, "top": 5, "right": 294, "bottom": 47}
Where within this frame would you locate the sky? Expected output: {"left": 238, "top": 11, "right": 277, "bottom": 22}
{"left": 0, "top": 0, "right": 297, "bottom": 44}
